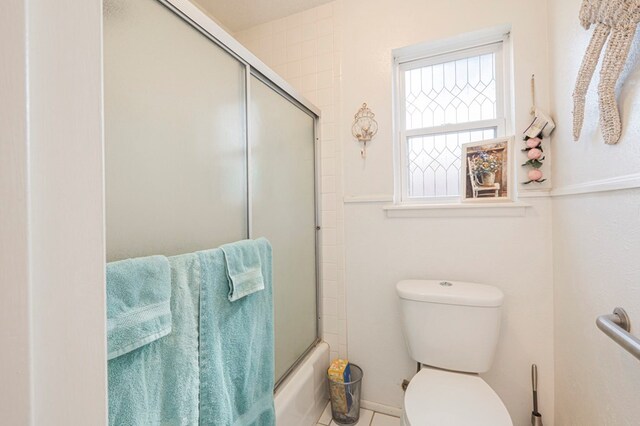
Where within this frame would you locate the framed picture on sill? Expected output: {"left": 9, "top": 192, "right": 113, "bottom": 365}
{"left": 460, "top": 137, "right": 514, "bottom": 202}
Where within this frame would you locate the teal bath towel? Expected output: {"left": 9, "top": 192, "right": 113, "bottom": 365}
{"left": 106, "top": 255, "right": 172, "bottom": 360}
{"left": 198, "top": 238, "right": 275, "bottom": 426}
{"left": 220, "top": 239, "right": 265, "bottom": 301}
{"left": 108, "top": 254, "right": 200, "bottom": 426}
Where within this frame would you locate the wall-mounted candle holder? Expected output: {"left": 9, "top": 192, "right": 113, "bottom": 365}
{"left": 351, "top": 103, "right": 378, "bottom": 158}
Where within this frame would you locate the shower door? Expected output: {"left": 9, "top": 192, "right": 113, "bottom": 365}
{"left": 104, "top": 0, "right": 319, "bottom": 386}
{"left": 249, "top": 76, "right": 319, "bottom": 384}
{"left": 104, "top": 0, "right": 248, "bottom": 260}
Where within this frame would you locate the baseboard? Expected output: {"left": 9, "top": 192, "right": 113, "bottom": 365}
{"left": 360, "top": 399, "right": 403, "bottom": 417}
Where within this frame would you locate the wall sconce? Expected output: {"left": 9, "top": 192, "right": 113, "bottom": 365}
{"left": 351, "top": 103, "right": 378, "bottom": 158}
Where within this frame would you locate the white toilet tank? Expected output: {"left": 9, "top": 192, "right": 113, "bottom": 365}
{"left": 396, "top": 280, "right": 504, "bottom": 373}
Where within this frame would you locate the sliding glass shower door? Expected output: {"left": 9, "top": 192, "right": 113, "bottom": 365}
{"left": 104, "top": 0, "right": 319, "bottom": 386}
{"left": 249, "top": 76, "right": 318, "bottom": 384}
{"left": 104, "top": 0, "right": 247, "bottom": 261}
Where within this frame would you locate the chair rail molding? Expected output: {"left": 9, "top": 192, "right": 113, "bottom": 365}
{"left": 550, "top": 173, "right": 640, "bottom": 197}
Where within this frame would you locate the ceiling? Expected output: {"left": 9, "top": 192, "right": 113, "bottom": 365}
{"left": 191, "top": 0, "right": 333, "bottom": 32}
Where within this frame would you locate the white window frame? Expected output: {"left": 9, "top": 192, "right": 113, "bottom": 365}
{"left": 392, "top": 27, "right": 512, "bottom": 204}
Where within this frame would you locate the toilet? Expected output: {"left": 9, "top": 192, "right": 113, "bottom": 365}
{"left": 396, "top": 279, "right": 513, "bottom": 426}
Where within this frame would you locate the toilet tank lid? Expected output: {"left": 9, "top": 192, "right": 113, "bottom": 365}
{"left": 396, "top": 280, "right": 504, "bottom": 307}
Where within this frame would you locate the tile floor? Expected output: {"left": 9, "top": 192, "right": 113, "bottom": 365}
{"left": 316, "top": 401, "right": 401, "bottom": 426}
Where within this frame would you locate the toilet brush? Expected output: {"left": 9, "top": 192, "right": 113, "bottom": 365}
{"left": 531, "top": 364, "right": 543, "bottom": 426}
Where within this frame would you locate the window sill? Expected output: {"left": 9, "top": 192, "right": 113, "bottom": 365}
{"left": 382, "top": 201, "right": 530, "bottom": 218}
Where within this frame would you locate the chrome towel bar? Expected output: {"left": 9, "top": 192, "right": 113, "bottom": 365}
{"left": 596, "top": 307, "right": 640, "bottom": 361}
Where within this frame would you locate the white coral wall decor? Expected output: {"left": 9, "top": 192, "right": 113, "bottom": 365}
{"left": 573, "top": 0, "right": 640, "bottom": 145}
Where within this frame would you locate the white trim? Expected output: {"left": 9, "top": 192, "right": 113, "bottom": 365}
{"left": 383, "top": 202, "right": 530, "bottom": 218}
{"left": 405, "top": 119, "right": 502, "bottom": 138}
{"left": 398, "top": 42, "right": 503, "bottom": 71}
{"left": 550, "top": 173, "right": 640, "bottom": 197}
{"left": 162, "top": 0, "right": 321, "bottom": 117}
{"left": 17, "top": 0, "right": 107, "bottom": 422}
{"left": 360, "top": 400, "right": 403, "bottom": 418}
{"left": 343, "top": 194, "right": 394, "bottom": 204}
{"left": 519, "top": 189, "right": 551, "bottom": 198}
{"left": 392, "top": 24, "right": 511, "bottom": 64}
{"left": 1, "top": 1, "right": 32, "bottom": 422}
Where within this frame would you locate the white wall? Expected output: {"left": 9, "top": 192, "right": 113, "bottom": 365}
{"left": 345, "top": 200, "right": 553, "bottom": 421}
{"left": 340, "top": 0, "right": 553, "bottom": 197}
{"left": 548, "top": 1, "right": 640, "bottom": 425}
{"left": 1, "top": 0, "right": 108, "bottom": 424}
{"left": 548, "top": 1, "right": 640, "bottom": 187}
{"left": 236, "top": 1, "right": 556, "bottom": 424}
{"left": 338, "top": 1, "right": 555, "bottom": 424}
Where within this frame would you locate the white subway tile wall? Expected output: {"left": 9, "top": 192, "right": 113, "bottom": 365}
{"left": 235, "top": 1, "right": 347, "bottom": 361}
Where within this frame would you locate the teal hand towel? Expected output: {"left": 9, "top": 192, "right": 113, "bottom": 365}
{"left": 108, "top": 253, "right": 200, "bottom": 426}
{"left": 220, "top": 239, "right": 265, "bottom": 301}
{"left": 106, "top": 255, "right": 172, "bottom": 360}
{"left": 198, "top": 238, "right": 275, "bottom": 426}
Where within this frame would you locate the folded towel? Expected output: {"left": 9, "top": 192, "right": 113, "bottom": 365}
{"left": 108, "top": 254, "right": 200, "bottom": 426}
{"left": 198, "top": 238, "right": 275, "bottom": 426}
{"left": 220, "top": 239, "right": 265, "bottom": 301}
{"left": 106, "top": 255, "right": 172, "bottom": 360}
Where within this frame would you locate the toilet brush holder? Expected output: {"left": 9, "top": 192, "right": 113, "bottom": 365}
{"left": 531, "top": 412, "right": 543, "bottom": 426}
{"left": 531, "top": 364, "right": 543, "bottom": 426}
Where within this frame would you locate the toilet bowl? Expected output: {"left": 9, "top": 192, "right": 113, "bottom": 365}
{"left": 396, "top": 280, "right": 513, "bottom": 426}
{"left": 401, "top": 367, "right": 512, "bottom": 426}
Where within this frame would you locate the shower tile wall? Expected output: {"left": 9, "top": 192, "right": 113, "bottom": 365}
{"left": 235, "top": 1, "right": 347, "bottom": 360}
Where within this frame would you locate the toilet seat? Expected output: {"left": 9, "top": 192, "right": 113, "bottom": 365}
{"left": 403, "top": 367, "right": 512, "bottom": 426}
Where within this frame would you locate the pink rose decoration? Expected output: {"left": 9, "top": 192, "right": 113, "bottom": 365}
{"left": 526, "top": 137, "right": 542, "bottom": 148}
{"left": 527, "top": 148, "right": 542, "bottom": 160}
{"left": 528, "top": 169, "right": 543, "bottom": 181}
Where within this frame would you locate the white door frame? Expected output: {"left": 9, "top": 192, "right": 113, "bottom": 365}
{"left": 0, "top": 0, "right": 107, "bottom": 424}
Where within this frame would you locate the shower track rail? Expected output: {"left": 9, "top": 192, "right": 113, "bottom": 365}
{"left": 596, "top": 307, "right": 640, "bottom": 361}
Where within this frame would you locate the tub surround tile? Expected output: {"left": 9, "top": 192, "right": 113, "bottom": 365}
{"left": 338, "top": 343, "right": 348, "bottom": 359}
{"left": 323, "top": 281, "right": 338, "bottom": 299}
{"left": 322, "top": 211, "right": 337, "bottom": 228}
{"left": 322, "top": 297, "right": 338, "bottom": 317}
{"left": 324, "top": 315, "right": 338, "bottom": 334}
{"left": 316, "top": 3, "right": 333, "bottom": 19}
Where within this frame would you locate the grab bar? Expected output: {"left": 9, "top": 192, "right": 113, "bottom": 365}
{"left": 596, "top": 307, "right": 640, "bottom": 361}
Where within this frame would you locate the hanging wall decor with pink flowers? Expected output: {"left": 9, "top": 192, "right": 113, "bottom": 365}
{"left": 522, "top": 75, "right": 555, "bottom": 185}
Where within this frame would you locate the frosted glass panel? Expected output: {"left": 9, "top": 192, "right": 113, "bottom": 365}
{"left": 250, "top": 76, "right": 317, "bottom": 382}
{"left": 104, "top": 0, "right": 247, "bottom": 261}
{"left": 405, "top": 53, "right": 497, "bottom": 130}
{"left": 407, "top": 127, "right": 496, "bottom": 198}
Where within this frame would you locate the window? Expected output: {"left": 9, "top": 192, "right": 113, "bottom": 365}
{"left": 394, "top": 32, "right": 510, "bottom": 203}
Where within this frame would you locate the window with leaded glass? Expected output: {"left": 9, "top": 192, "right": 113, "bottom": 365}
{"left": 394, "top": 36, "right": 510, "bottom": 202}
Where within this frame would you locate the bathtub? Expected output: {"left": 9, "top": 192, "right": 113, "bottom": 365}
{"left": 275, "top": 342, "right": 330, "bottom": 426}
